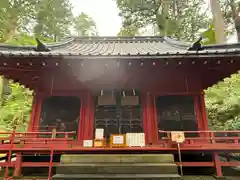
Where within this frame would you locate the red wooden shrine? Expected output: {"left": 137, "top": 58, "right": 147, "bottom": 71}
{"left": 0, "top": 36, "right": 240, "bottom": 178}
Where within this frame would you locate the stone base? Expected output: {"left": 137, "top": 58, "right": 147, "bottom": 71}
{"left": 52, "top": 174, "right": 181, "bottom": 180}
{"left": 56, "top": 163, "right": 178, "bottom": 174}
{"left": 53, "top": 154, "right": 180, "bottom": 180}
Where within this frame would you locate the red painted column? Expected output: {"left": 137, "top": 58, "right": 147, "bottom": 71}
{"left": 32, "top": 92, "right": 43, "bottom": 132}
{"left": 145, "top": 92, "right": 158, "bottom": 145}
{"left": 78, "top": 95, "right": 86, "bottom": 143}
{"left": 77, "top": 96, "right": 84, "bottom": 141}
{"left": 194, "top": 95, "right": 203, "bottom": 131}
{"left": 141, "top": 93, "right": 149, "bottom": 144}
{"left": 199, "top": 91, "right": 209, "bottom": 131}
{"left": 84, "top": 92, "right": 91, "bottom": 140}
{"left": 88, "top": 93, "right": 94, "bottom": 140}
{"left": 152, "top": 94, "right": 159, "bottom": 144}
{"left": 27, "top": 92, "right": 37, "bottom": 132}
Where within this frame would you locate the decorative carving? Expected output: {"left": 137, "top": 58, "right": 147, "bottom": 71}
{"left": 33, "top": 38, "right": 51, "bottom": 52}
{"left": 188, "top": 37, "right": 204, "bottom": 51}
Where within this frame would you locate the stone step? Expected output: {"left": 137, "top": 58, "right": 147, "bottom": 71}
{"left": 52, "top": 174, "right": 181, "bottom": 180}
{"left": 60, "top": 154, "right": 175, "bottom": 164}
{"left": 56, "top": 163, "right": 178, "bottom": 174}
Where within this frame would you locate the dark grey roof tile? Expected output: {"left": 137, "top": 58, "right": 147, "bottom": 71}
{"left": 0, "top": 36, "right": 240, "bottom": 57}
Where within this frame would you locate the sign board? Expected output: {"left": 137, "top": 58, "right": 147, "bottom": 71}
{"left": 171, "top": 131, "right": 185, "bottom": 143}
{"left": 110, "top": 134, "right": 126, "bottom": 148}
{"left": 95, "top": 128, "right": 104, "bottom": 139}
{"left": 83, "top": 140, "right": 93, "bottom": 148}
{"left": 126, "top": 133, "right": 145, "bottom": 147}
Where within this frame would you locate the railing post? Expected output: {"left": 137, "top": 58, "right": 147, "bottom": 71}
{"left": 13, "top": 153, "right": 22, "bottom": 177}
{"left": 51, "top": 128, "right": 56, "bottom": 139}
{"left": 48, "top": 147, "right": 54, "bottom": 180}
{"left": 5, "top": 127, "right": 16, "bottom": 179}
{"left": 210, "top": 132, "right": 215, "bottom": 144}
{"left": 213, "top": 152, "right": 223, "bottom": 177}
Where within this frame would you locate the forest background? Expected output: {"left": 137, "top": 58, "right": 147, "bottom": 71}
{"left": 0, "top": 0, "right": 240, "bottom": 132}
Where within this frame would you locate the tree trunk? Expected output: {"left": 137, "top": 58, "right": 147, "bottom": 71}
{"left": 228, "top": 0, "right": 240, "bottom": 42}
{"left": 210, "top": 0, "right": 225, "bottom": 44}
{"left": 163, "top": 0, "right": 170, "bottom": 36}
{"left": 235, "top": 17, "right": 240, "bottom": 42}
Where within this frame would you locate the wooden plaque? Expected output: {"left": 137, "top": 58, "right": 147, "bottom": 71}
{"left": 94, "top": 139, "right": 106, "bottom": 148}
{"left": 171, "top": 131, "right": 185, "bottom": 143}
{"left": 98, "top": 95, "right": 116, "bottom": 105}
{"left": 109, "top": 134, "right": 126, "bottom": 148}
{"left": 83, "top": 140, "right": 93, "bottom": 148}
{"left": 121, "top": 96, "right": 139, "bottom": 106}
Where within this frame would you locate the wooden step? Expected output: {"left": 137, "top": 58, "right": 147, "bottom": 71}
{"left": 60, "top": 154, "right": 175, "bottom": 164}
{"left": 56, "top": 163, "right": 178, "bottom": 174}
{"left": 52, "top": 174, "right": 181, "bottom": 180}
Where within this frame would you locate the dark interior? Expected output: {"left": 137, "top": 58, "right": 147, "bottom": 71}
{"left": 39, "top": 96, "right": 81, "bottom": 137}
{"left": 156, "top": 95, "right": 198, "bottom": 138}
{"left": 94, "top": 90, "right": 142, "bottom": 139}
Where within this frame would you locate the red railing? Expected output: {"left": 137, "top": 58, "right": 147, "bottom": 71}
{"left": 0, "top": 129, "right": 240, "bottom": 179}
{"left": 0, "top": 128, "right": 76, "bottom": 180}
{"left": 159, "top": 130, "right": 240, "bottom": 146}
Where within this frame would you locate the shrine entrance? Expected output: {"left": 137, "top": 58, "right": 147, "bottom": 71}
{"left": 94, "top": 90, "right": 142, "bottom": 139}
{"left": 39, "top": 96, "right": 81, "bottom": 138}
{"left": 156, "top": 95, "right": 198, "bottom": 138}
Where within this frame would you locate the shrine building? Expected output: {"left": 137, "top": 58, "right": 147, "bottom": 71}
{"left": 0, "top": 36, "right": 240, "bottom": 179}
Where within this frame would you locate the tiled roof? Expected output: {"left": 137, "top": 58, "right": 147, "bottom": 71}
{"left": 0, "top": 36, "right": 240, "bottom": 58}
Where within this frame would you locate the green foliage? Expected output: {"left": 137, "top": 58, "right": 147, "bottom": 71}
{"left": 0, "top": 0, "right": 99, "bottom": 132}
{"left": 116, "top": 0, "right": 210, "bottom": 41}
{"left": 0, "top": 81, "right": 32, "bottom": 132}
{"left": 118, "top": 25, "right": 139, "bottom": 36}
{"left": 34, "top": 0, "right": 73, "bottom": 41}
{"left": 0, "top": 0, "right": 39, "bottom": 42}
{"left": 73, "top": 12, "right": 98, "bottom": 36}
{"left": 205, "top": 73, "right": 240, "bottom": 130}
{"left": 201, "top": 24, "right": 217, "bottom": 45}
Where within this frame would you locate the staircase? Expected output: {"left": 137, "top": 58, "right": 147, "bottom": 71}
{"left": 52, "top": 154, "right": 181, "bottom": 180}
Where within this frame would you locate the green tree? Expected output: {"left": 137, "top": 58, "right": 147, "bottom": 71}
{"left": 0, "top": 0, "right": 38, "bottom": 42}
{"left": 118, "top": 25, "right": 139, "bottom": 36}
{"left": 0, "top": 82, "right": 32, "bottom": 132}
{"left": 34, "top": 0, "right": 73, "bottom": 41}
{"left": 116, "top": 0, "right": 210, "bottom": 41}
{"left": 73, "top": 12, "right": 98, "bottom": 36}
{"left": 210, "top": 0, "right": 226, "bottom": 43}
{"left": 201, "top": 24, "right": 216, "bottom": 45}
{"left": 205, "top": 73, "right": 240, "bottom": 130}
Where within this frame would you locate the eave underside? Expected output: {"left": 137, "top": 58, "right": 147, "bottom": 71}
{"left": 0, "top": 55, "right": 239, "bottom": 91}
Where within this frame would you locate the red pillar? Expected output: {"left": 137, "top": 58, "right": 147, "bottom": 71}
{"left": 194, "top": 95, "right": 203, "bottom": 131}
{"left": 27, "top": 92, "right": 37, "bottom": 132}
{"left": 151, "top": 93, "right": 158, "bottom": 144}
{"left": 32, "top": 92, "right": 43, "bottom": 132}
{"left": 88, "top": 93, "right": 94, "bottom": 140}
{"left": 199, "top": 91, "right": 209, "bottom": 131}
{"left": 83, "top": 92, "right": 91, "bottom": 140}
{"left": 78, "top": 95, "right": 86, "bottom": 143}
{"left": 77, "top": 96, "right": 84, "bottom": 141}
{"left": 145, "top": 92, "right": 158, "bottom": 145}
{"left": 141, "top": 93, "right": 149, "bottom": 144}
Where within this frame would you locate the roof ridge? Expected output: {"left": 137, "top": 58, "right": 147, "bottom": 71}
{"left": 0, "top": 37, "right": 75, "bottom": 50}
{"left": 73, "top": 36, "right": 165, "bottom": 42}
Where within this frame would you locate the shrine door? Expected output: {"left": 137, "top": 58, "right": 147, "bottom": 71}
{"left": 156, "top": 95, "right": 199, "bottom": 138}
{"left": 94, "top": 90, "right": 143, "bottom": 139}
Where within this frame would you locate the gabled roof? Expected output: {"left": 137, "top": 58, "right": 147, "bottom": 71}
{"left": 0, "top": 36, "right": 240, "bottom": 58}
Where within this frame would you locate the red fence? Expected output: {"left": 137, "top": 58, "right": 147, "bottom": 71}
{"left": 0, "top": 129, "right": 240, "bottom": 179}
